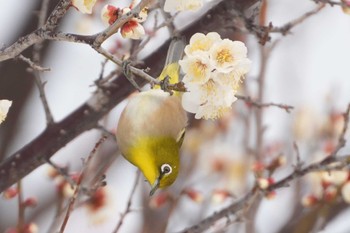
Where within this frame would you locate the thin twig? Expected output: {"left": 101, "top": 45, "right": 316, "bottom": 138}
{"left": 17, "top": 181, "right": 25, "bottom": 232}
{"left": 293, "top": 142, "right": 303, "bottom": 171}
{"left": 58, "top": 136, "right": 107, "bottom": 233}
{"left": 112, "top": 171, "right": 140, "bottom": 233}
{"left": 235, "top": 94, "right": 294, "bottom": 113}
{"left": 329, "top": 103, "right": 350, "bottom": 156}
{"left": 311, "top": 0, "right": 347, "bottom": 7}
{"left": 18, "top": 55, "right": 50, "bottom": 72}
{"left": 270, "top": 4, "right": 325, "bottom": 35}
{"left": 32, "top": 0, "right": 55, "bottom": 125}
{"left": 95, "top": 47, "right": 160, "bottom": 86}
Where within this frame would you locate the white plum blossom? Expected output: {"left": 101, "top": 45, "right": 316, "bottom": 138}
{"left": 180, "top": 32, "right": 251, "bottom": 120}
{"left": 184, "top": 32, "right": 221, "bottom": 56}
{"left": 209, "top": 39, "right": 251, "bottom": 73}
{"left": 0, "top": 100, "right": 12, "bottom": 125}
{"left": 182, "top": 79, "right": 237, "bottom": 119}
{"left": 164, "top": 0, "right": 203, "bottom": 13}
{"left": 179, "top": 54, "right": 212, "bottom": 85}
{"left": 72, "top": 0, "right": 98, "bottom": 14}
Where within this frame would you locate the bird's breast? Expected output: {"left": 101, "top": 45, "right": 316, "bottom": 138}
{"left": 116, "top": 89, "right": 187, "bottom": 155}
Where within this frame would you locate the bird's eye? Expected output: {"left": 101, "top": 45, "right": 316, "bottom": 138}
{"left": 161, "top": 164, "right": 172, "bottom": 175}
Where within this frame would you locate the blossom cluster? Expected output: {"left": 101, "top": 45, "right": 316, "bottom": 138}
{"left": 303, "top": 169, "right": 350, "bottom": 207}
{"left": 179, "top": 32, "right": 251, "bottom": 119}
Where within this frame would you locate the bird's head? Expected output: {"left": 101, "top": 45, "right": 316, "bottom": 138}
{"left": 129, "top": 135, "right": 183, "bottom": 195}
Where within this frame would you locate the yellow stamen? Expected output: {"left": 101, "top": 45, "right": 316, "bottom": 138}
{"left": 216, "top": 49, "right": 233, "bottom": 64}
{"left": 190, "top": 61, "right": 207, "bottom": 82}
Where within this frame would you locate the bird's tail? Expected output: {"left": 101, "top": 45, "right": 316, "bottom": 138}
{"left": 158, "top": 37, "right": 186, "bottom": 84}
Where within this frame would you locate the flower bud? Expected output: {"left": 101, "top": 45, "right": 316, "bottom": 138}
{"left": 101, "top": 5, "right": 120, "bottom": 25}
{"left": 121, "top": 20, "right": 145, "bottom": 40}
{"left": 211, "top": 190, "right": 232, "bottom": 204}
{"left": 23, "top": 197, "right": 38, "bottom": 208}
{"left": 3, "top": 187, "right": 17, "bottom": 199}
{"left": 150, "top": 192, "right": 171, "bottom": 208}
{"left": 301, "top": 195, "right": 319, "bottom": 207}
{"left": 324, "top": 186, "right": 337, "bottom": 202}
{"left": 183, "top": 188, "right": 204, "bottom": 203}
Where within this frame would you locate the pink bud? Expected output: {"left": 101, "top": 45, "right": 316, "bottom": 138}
{"left": 301, "top": 195, "right": 319, "bottom": 207}
{"left": 257, "top": 178, "right": 269, "bottom": 189}
{"left": 24, "top": 223, "right": 38, "bottom": 233}
{"left": 87, "top": 187, "right": 107, "bottom": 211}
{"left": 150, "top": 192, "right": 171, "bottom": 208}
{"left": 121, "top": 20, "right": 145, "bottom": 40}
{"left": 101, "top": 5, "right": 120, "bottom": 25}
{"left": 3, "top": 187, "right": 18, "bottom": 199}
{"left": 251, "top": 162, "right": 265, "bottom": 173}
{"left": 183, "top": 188, "right": 204, "bottom": 203}
{"left": 23, "top": 197, "right": 38, "bottom": 208}
{"left": 324, "top": 186, "right": 337, "bottom": 202}
{"left": 265, "top": 191, "right": 276, "bottom": 200}
{"left": 211, "top": 190, "right": 232, "bottom": 204}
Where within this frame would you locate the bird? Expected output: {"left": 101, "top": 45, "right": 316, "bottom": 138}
{"left": 116, "top": 38, "right": 187, "bottom": 195}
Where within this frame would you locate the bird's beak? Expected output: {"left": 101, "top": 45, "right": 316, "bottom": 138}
{"left": 150, "top": 176, "right": 161, "bottom": 196}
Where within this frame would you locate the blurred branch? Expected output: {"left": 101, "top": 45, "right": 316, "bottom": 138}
{"left": 33, "top": 0, "right": 54, "bottom": 126}
{"left": 179, "top": 104, "right": 350, "bottom": 233}
{"left": 112, "top": 171, "right": 140, "bottom": 233}
{"left": 311, "top": 0, "right": 347, "bottom": 6}
{"left": 269, "top": 4, "right": 325, "bottom": 34}
{"left": 17, "top": 181, "right": 25, "bottom": 232}
{"left": 235, "top": 94, "right": 294, "bottom": 114}
{"left": 58, "top": 136, "right": 106, "bottom": 233}
{"left": 230, "top": 2, "right": 325, "bottom": 44}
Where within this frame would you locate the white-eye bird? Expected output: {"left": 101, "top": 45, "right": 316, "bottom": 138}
{"left": 116, "top": 38, "right": 187, "bottom": 195}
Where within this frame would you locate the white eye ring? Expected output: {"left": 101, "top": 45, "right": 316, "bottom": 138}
{"left": 161, "top": 164, "right": 172, "bottom": 175}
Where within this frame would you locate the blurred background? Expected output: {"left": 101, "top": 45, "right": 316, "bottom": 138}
{"left": 1, "top": 0, "right": 350, "bottom": 232}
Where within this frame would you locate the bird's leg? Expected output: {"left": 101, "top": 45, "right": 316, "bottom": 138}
{"left": 160, "top": 75, "right": 174, "bottom": 95}
{"left": 122, "top": 60, "right": 142, "bottom": 92}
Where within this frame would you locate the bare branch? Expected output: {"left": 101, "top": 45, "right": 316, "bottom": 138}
{"left": 235, "top": 94, "right": 294, "bottom": 113}
{"left": 311, "top": 0, "right": 347, "bottom": 7}
{"left": 269, "top": 4, "right": 325, "bottom": 35}
{"left": 32, "top": 0, "right": 55, "bottom": 126}
{"left": 18, "top": 55, "right": 50, "bottom": 72}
